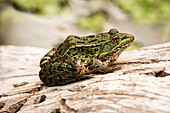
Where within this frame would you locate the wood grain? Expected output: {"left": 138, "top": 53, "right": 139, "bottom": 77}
{"left": 0, "top": 43, "right": 170, "bottom": 113}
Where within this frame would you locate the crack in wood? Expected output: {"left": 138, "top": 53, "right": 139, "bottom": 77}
{"left": 150, "top": 59, "right": 170, "bottom": 63}
{"left": 1, "top": 43, "right": 170, "bottom": 113}
{"left": 113, "top": 59, "right": 170, "bottom": 66}
{"left": 123, "top": 67, "right": 170, "bottom": 77}
{"left": 144, "top": 68, "right": 170, "bottom": 77}
{"left": 13, "top": 82, "right": 29, "bottom": 87}
{"left": 123, "top": 68, "right": 152, "bottom": 75}
{"left": 0, "top": 102, "right": 5, "bottom": 110}
{"left": 34, "top": 95, "right": 46, "bottom": 104}
{"left": 49, "top": 108, "right": 61, "bottom": 113}
{"left": 2, "top": 98, "right": 28, "bottom": 113}
{"left": 56, "top": 96, "right": 78, "bottom": 113}
{"left": 111, "top": 61, "right": 151, "bottom": 66}
{"left": 0, "top": 85, "right": 45, "bottom": 98}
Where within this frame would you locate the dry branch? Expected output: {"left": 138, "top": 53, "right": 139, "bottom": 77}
{"left": 0, "top": 43, "right": 170, "bottom": 113}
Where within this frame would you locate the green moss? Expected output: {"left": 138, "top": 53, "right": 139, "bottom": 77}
{"left": 78, "top": 13, "right": 107, "bottom": 32}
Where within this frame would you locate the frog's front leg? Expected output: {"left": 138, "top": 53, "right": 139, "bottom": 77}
{"left": 85, "top": 59, "right": 120, "bottom": 74}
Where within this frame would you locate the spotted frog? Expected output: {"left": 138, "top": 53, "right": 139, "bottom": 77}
{"left": 39, "top": 29, "right": 135, "bottom": 86}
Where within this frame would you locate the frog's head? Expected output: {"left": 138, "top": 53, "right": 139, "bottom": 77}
{"left": 99, "top": 29, "right": 135, "bottom": 60}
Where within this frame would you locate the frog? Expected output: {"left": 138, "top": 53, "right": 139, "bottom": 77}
{"left": 39, "top": 29, "right": 135, "bottom": 86}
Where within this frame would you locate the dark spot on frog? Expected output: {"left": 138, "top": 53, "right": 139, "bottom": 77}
{"left": 85, "top": 64, "right": 88, "bottom": 68}
{"left": 95, "top": 65, "right": 99, "bottom": 68}
{"left": 57, "top": 64, "right": 64, "bottom": 71}
{"left": 83, "top": 38, "right": 88, "bottom": 41}
{"left": 88, "top": 67, "right": 93, "bottom": 70}
{"left": 91, "top": 45, "right": 94, "bottom": 48}
{"left": 81, "top": 48, "right": 84, "bottom": 52}
{"left": 74, "top": 36, "right": 81, "bottom": 39}
{"left": 81, "top": 53, "right": 85, "bottom": 55}
{"left": 67, "top": 51, "right": 71, "bottom": 55}
{"left": 40, "top": 58, "right": 47, "bottom": 64}
{"left": 77, "top": 41, "right": 85, "bottom": 44}
{"left": 91, "top": 39, "right": 97, "bottom": 42}
{"left": 88, "top": 35, "right": 95, "bottom": 38}
{"left": 66, "top": 65, "right": 74, "bottom": 72}
{"left": 59, "top": 43, "right": 64, "bottom": 47}
{"left": 73, "top": 57, "right": 77, "bottom": 59}
{"left": 53, "top": 47, "right": 58, "bottom": 51}
{"left": 73, "top": 53, "right": 78, "bottom": 56}
{"left": 110, "top": 59, "right": 113, "bottom": 62}
{"left": 45, "top": 54, "right": 53, "bottom": 58}
{"left": 88, "top": 60, "right": 93, "bottom": 66}
{"left": 85, "top": 55, "right": 88, "bottom": 58}
{"left": 101, "top": 59, "right": 107, "bottom": 62}
{"left": 67, "top": 67, "right": 77, "bottom": 72}
{"left": 121, "top": 36, "right": 128, "bottom": 40}
{"left": 94, "top": 48, "right": 99, "bottom": 52}
{"left": 102, "top": 62, "right": 105, "bottom": 66}
{"left": 101, "top": 39, "right": 106, "bottom": 42}
{"left": 58, "top": 48, "right": 63, "bottom": 55}
{"left": 81, "top": 59, "right": 85, "bottom": 62}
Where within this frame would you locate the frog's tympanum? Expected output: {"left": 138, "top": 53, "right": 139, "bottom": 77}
{"left": 39, "top": 29, "right": 135, "bottom": 86}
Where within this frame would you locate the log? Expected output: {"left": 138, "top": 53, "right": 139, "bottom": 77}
{"left": 0, "top": 43, "right": 170, "bottom": 113}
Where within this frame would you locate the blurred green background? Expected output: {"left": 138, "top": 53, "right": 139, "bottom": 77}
{"left": 0, "top": 0, "right": 170, "bottom": 50}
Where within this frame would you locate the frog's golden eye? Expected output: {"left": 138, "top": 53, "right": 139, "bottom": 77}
{"left": 112, "top": 36, "right": 119, "bottom": 44}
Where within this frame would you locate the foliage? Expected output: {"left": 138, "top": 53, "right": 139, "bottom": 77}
{"left": 114, "top": 0, "right": 170, "bottom": 24}
{"left": 10, "top": 0, "right": 68, "bottom": 15}
{"left": 78, "top": 13, "right": 107, "bottom": 32}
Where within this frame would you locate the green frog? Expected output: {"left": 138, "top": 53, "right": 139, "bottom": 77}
{"left": 39, "top": 29, "right": 134, "bottom": 86}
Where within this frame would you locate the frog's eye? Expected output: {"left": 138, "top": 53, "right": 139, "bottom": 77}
{"left": 112, "top": 36, "right": 119, "bottom": 44}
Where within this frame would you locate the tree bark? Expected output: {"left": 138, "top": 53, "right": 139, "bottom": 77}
{"left": 0, "top": 43, "right": 170, "bottom": 113}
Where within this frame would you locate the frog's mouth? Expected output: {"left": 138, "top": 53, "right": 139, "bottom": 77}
{"left": 117, "top": 34, "right": 135, "bottom": 50}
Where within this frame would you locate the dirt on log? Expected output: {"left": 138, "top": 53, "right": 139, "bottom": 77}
{"left": 0, "top": 43, "right": 170, "bottom": 113}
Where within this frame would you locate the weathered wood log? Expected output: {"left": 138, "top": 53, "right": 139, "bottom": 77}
{"left": 0, "top": 43, "right": 170, "bottom": 113}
